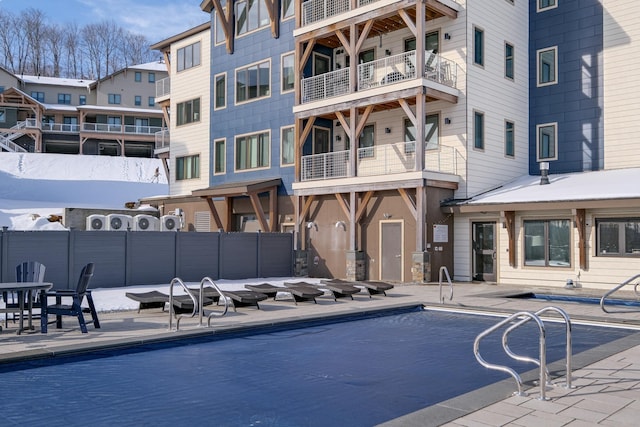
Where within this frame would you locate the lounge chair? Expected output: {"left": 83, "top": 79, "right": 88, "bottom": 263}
{"left": 222, "top": 290, "right": 269, "bottom": 311}
{"left": 245, "top": 283, "right": 282, "bottom": 300}
{"left": 125, "top": 290, "right": 216, "bottom": 314}
{"left": 319, "top": 279, "right": 361, "bottom": 300}
{"left": 283, "top": 282, "right": 325, "bottom": 304}
{"left": 43, "top": 262, "right": 100, "bottom": 333}
{"left": 359, "top": 280, "right": 394, "bottom": 297}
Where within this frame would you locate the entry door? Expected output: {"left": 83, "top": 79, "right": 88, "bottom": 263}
{"left": 380, "top": 221, "right": 403, "bottom": 281}
{"left": 472, "top": 222, "right": 496, "bottom": 282}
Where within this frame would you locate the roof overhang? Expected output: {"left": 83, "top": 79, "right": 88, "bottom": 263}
{"left": 192, "top": 178, "right": 282, "bottom": 198}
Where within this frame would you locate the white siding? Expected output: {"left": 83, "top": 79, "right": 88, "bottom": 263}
{"left": 169, "top": 29, "right": 211, "bottom": 196}
{"left": 603, "top": 1, "right": 640, "bottom": 169}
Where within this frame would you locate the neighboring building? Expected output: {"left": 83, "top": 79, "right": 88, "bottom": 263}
{"left": 0, "top": 62, "right": 167, "bottom": 157}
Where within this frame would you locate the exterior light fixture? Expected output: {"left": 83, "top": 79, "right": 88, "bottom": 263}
{"left": 539, "top": 161, "right": 550, "bottom": 185}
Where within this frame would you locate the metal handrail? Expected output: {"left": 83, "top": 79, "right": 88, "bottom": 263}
{"left": 167, "top": 277, "right": 198, "bottom": 331}
{"left": 438, "top": 266, "right": 453, "bottom": 303}
{"left": 600, "top": 273, "right": 640, "bottom": 313}
{"left": 503, "top": 306, "right": 573, "bottom": 389}
{"left": 198, "top": 276, "right": 229, "bottom": 327}
{"left": 474, "top": 311, "right": 548, "bottom": 399}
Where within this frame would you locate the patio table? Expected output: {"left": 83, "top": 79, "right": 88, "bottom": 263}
{"left": 0, "top": 282, "right": 53, "bottom": 334}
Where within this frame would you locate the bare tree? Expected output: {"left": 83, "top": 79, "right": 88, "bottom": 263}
{"left": 120, "top": 33, "right": 154, "bottom": 67}
{"left": 45, "top": 23, "right": 65, "bottom": 77}
{"left": 22, "top": 8, "right": 48, "bottom": 76}
{"left": 63, "top": 23, "right": 83, "bottom": 78}
{"left": 0, "top": 10, "right": 16, "bottom": 71}
{"left": 81, "top": 23, "right": 104, "bottom": 79}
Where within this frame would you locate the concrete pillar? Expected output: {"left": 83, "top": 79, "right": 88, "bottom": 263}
{"left": 346, "top": 250, "right": 366, "bottom": 281}
{"left": 294, "top": 249, "right": 308, "bottom": 277}
{"left": 411, "top": 251, "right": 431, "bottom": 283}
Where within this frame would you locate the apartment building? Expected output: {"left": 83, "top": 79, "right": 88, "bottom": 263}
{"left": 0, "top": 62, "right": 167, "bottom": 157}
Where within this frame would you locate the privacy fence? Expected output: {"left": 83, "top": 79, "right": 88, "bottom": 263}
{"left": 0, "top": 230, "right": 294, "bottom": 290}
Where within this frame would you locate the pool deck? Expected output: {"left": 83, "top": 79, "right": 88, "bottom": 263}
{"left": 2, "top": 281, "right": 640, "bottom": 426}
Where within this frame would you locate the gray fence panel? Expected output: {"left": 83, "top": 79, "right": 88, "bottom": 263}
{"left": 220, "top": 233, "right": 259, "bottom": 279}
{"left": 3, "top": 231, "right": 70, "bottom": 289}
{"left": 176, "top": 232, "right": 220, "bottom": 281}
{"left": 73, "top": 231, "right": 127, "bottom": 289}
{"left": 259, "top": 233, "right": 294, "bottom": 277}
{"left": 128, "top": 232, "right": 177, "bottom": 286}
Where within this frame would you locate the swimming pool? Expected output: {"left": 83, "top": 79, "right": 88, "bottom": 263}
{"left": 510, "top": 292, "right": 640, "bottom": 308}
{"left": 0, "top": 307, "right": 637, "bottom": 427}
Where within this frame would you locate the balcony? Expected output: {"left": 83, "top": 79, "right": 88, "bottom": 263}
{"left": 156, "top": 77, "right": 170, "bottom": 99}
{"left": 300, "top": 142, "right": 459, "bottom": 182}
{"left": 42, "top": 123, "right": 81, "bottom": 133}
{"left": 82, "top": 123, "right": 164, "bottom": 135}
{"left": 155, "top": 130, "right": 170, "bottom": 151}
{"left": 300, "top": 51, "right": 458, "bottom": 104}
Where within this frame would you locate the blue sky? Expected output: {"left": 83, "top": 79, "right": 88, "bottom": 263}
{"left": 0, "top": 0, "right": 209, "bottom": 43}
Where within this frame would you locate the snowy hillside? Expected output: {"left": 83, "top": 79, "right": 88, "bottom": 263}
{"left": 0, "top": 152, "right": 169, "bottom": 230}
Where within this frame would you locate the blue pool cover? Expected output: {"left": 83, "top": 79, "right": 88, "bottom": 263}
{"left": 0, "top": 307, "right": 636, "bottom": 427}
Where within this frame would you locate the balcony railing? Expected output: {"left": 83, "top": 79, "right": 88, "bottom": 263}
{"left": 300, "top": 51, "right": 458, "bottom": 104}
{"left": 301, "top": 68, "right": 350, "bottom": 103}
{"left": 42, "top": 123, "right": 80, "bottom": 133}
{"left": 156, "top": 77, "right": 170, "bottom": 98}
{"left": 82, "top": 123, "right": 164, "bottom": 135}
{"left": 155, "top": 130, "right": 170, "bottom": 150}
{"left": 301, "top": 142, "right": 459, "bottom": 181}
{"left": 301, "top": 150, "right": 350, "bottom": 181}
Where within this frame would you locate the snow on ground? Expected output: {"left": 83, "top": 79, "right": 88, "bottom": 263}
{"left": 0, "top": 152, "right": 168, "bottom": 230}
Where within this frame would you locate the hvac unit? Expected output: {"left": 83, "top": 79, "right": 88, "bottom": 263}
{"left": 86, "top": 214, "right": 107, "bottom": 231}
{"left": 107, "top": 214, "right": 132, "bottom": 231}
{"left": 133, "top": 214, "right": 159, "bottom": 231}
{"left": 161, "top": 215, "right": 181, "bottom": 231}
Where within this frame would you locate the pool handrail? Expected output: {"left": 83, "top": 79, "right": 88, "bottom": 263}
{"left": 502, "top": 306, "right": 573, "bottom": 389}
{"left": 438, "top": 266, "right": 453, "bottom": 304}
{"left": 168, "top": 277, "right": 198, "bottom": 331}
{"left": 198, "top": 276, "right": 229, "bottom": 327}
{"left": 474, "top": 311, "right": 548, "bottom": 400}
{"left": 600, "top": 273, "right": 640, "bottom": 313}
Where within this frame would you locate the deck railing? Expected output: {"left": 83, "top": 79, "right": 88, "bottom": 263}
{"left": 155, "top": 130, "right": 170, "bottom": 150}
{"left": 301, "top": 68, "right": 350, "bottom": 103}
{"left": 42, "top": 123, "right": 81, "bottom": 133}
{"left": 301, "top": 143, "right": 459, "bottom": 181}
{"left": 82, "top": 123, "right": 164, "bottom": 135}
{"left": 156, "top": 77, "right": 170, "bottom": 98}
{"left": 358, "top": 51, "right": 416, "bottom": 90}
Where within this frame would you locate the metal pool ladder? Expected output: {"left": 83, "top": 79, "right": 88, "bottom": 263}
{"left": 167, "top": 277, "right": 229, "bottom": 331}
{"left": 600, "top": 273, "right": 640, "bottom": 313}
{"left": 438, "top": 266, "right": 453, "bottom": 303}
{"left": 473, "top": 306, "right": 573, "bottom": 400}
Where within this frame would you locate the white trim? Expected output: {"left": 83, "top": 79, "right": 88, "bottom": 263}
{"left": 214, "top": 72, "right": 227, "bottom": 111}
{"left": 536, "top": 46, "right": 558, "bottom": 87}
{"left": 234, "top": 129, "right": 271, "bottom": 172}
{"left": 537, "top": 0, "right": 558, "bottom": 12}
{"left": 281, "top": 51, "right": 295, "bottom": 94}
{"left": 379, "top": 219, "right": 404, "bottom": 281}
{"left": 280, "top": 125, "right": 295, "bottom": 167}
{"left": 213, "top": 137, "right": 226, "bottom": 175}
{"left": 312, "top": 125, "right": 331, "bottom": 154}
{"left": 536, "top": 122, "right": 558, "bottom": 161}
{"left": 234, "top": 58, "right": 272, "bottom": 106}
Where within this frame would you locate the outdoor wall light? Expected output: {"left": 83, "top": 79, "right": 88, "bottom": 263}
{"left": 444, "top": 33, "right": 451, "bottom": 40}
{"left": 335, "top": 135, "right": 341, "bottom": 141}
{"left": 444, "top": 118, "right": 451, "bottom": 124}
{"left": 335, "top": 221, "right": 346, "bottom": 231}
{"left": 385, "top": 49, "right": 392, "bottom": 56}
{"left": 539, "top": 161, "right": 550, "bottom": 185}
{"left": 306, "top": 221, "right": 317, "bottom": 230}
{"left": 385, "top": 127, "right": 391, "bottom": 134}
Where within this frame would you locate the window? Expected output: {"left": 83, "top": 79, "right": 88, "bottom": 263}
{"left": 505, "top": 43, "right": 514, "bottom": 79}
{"left": 107, "top": 116, "right": 121, "bottom": 131}
{"left": 281, "top": 126, "right": 294, "bottom": 166}
{"left": 79, "top": 95, "right": 86, "bottom": 105}
{"left": 177, "top": 41, "right": 201, "bottom": 72}
{"left": 474, "top": 27, "right": 484, "bottom": 66}
{"left": 215, "top": 11, "right": 226, "bottom": 45}
{"left": 214, "top": 73, "right": 226, "bottom": 110}
{"left": 214, "top": 139, "right": 226, "bottom": 174}
{"left": 281, "top": 52, "right": 294, "bottom": 93}
{"left": 176, "top": 98, "right": 200, "bottom": 126}
{"left": 148, "top": 96, "right": 155, "bottom": 107}
{"left": 505, "top": 120, "right": 515, "bottom": 157}
{"left": 524, "top": 219, "right": 571, "bottom": 267}
{"left": 31, "top": 91, "right": 45, "bottom": 102}
{"left": 474, "top": 111, "right": 484, "bottom": 150}
{"left": 63, "top": 116, "right": 78, "bottom": 131}
{"left": 235, "top": 131, "right": 270, "bottom": 170}
{"left": 537, "top": 47, "right": 557, "bottom": 85}
{"left": 538, "top": 0, "right": 557, "bottom": 11}
{"left": 108, "top": 93, "right": 121, "bottom": 104}
{"left": 235, "top": 0, "right": 270, "bottom": 35}
{"left": 176, "top": 155, "right": 200, "bottom": 180}
{"left": 58, "top": 93, "right": 71, "bottom": 105}
{"left": 404, "top": 31, "right": 439, "bottom": 53}
{"left": 597, "top": 219, "right": 640, "bottom": 256}
{"left": 135, "top": 95, "right": 142, "bottom": 106}
{"left": 236, "top": 60, "right": 270, "bottom": 103}
{"left": 358, "top": 124, "right": 375, "bottom": 158}
{"left": 282, "top": 0, "right": 294, "bottom": 18}
{"left": 148, "top": 72, "right": 155, "bottom": 83}
{"left": 0, "top": 109, "right": 5, "bottom": 123}
{"left": 135, "top": 71, "right": 142, "bottom": 82}
{"left": 404, "top": 114, "right": 440, "bottom": 153}
{"left": 537, "top": 123, "right": 557, "bottom": 160}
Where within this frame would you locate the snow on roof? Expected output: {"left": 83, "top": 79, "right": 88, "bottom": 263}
{"left": 76, "top": 105, "right": 162, "bottom": 114}
{"left": 128, "top": 61, "right": 167, "bottom": 72}
{"left": 41, "top": 103, "right": 78, "bottom": 112}
{"left": 461, "top": 168, "right": 640, "bottom": 206}
{"left": 20, "top": 75, "right": 94, "bottom": 88}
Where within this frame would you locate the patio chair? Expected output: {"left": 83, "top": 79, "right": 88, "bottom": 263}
{"left": 44, "top": 262, "right": 100, "bottom": 333}
{"left": 2, "top": 261, "right": 46, "bottom": 326}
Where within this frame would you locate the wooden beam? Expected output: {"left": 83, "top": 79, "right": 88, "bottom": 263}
{"left": 299, "top": 40, "right": 316, "bottom": 73}
{"left": 576, "top": 208, "right": 587, "bottom": 270}
{"left": 335, "top": 111, "right": 351, "bottom": 134}
{"left": 334, "top": 193, "right": 351, "bottom": 218}
{"left": 355, "top": 191, "right": 374, "bottom": 222}
{"left": 426, "top": 0, "right": 458, "bottom": 19}
{"left": 225, "top": 196, "right": 233, "bottom": 231}
{"left": 398, "top": 9, "right": 416, "bottom": 37}
{"left": 398, "top": 98, "right": 416, "bottom": 127}
{"left": 269, "top": 186, "right": 278, "bottom": 232}
{"left": 335, "top": 29, "right": 351, "bottom": 57}
{"left": 211, "top": 0, "right": 234, "bottom": 54}
{"left": 300, "top": 195, "right": 315, "bottom": 223}
{"left": 398, "top": 188, "right": 417, "bottom": 220}
{"left": 504, "top": 211, "right": 516, "bottom": 267}
{"left": 205, "top": 197, "right": 224, "bottom": 230}
{"left": 299, "top": 117, "right": 315, "bottom": 148}
{"left": 354, "top": 20, "right": 374, "bottom": 53}
{"left": 355, "top": 105, "right": 374, "bottom": 137}
{"left": 264, "top": 0, "right": 280, "bottom": 39}
{"left": 249, "top": 192, "right": 270, "bottom": 232}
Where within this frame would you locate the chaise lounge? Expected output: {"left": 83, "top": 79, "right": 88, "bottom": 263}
{"left": 125, "top": 290, "right": 216, "bottom": 314}
{"left": 319, "top": 279, "right": 361, "bottom": 300}
{"left": 283, "top": 282, "right": 325, "bottom": 304}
